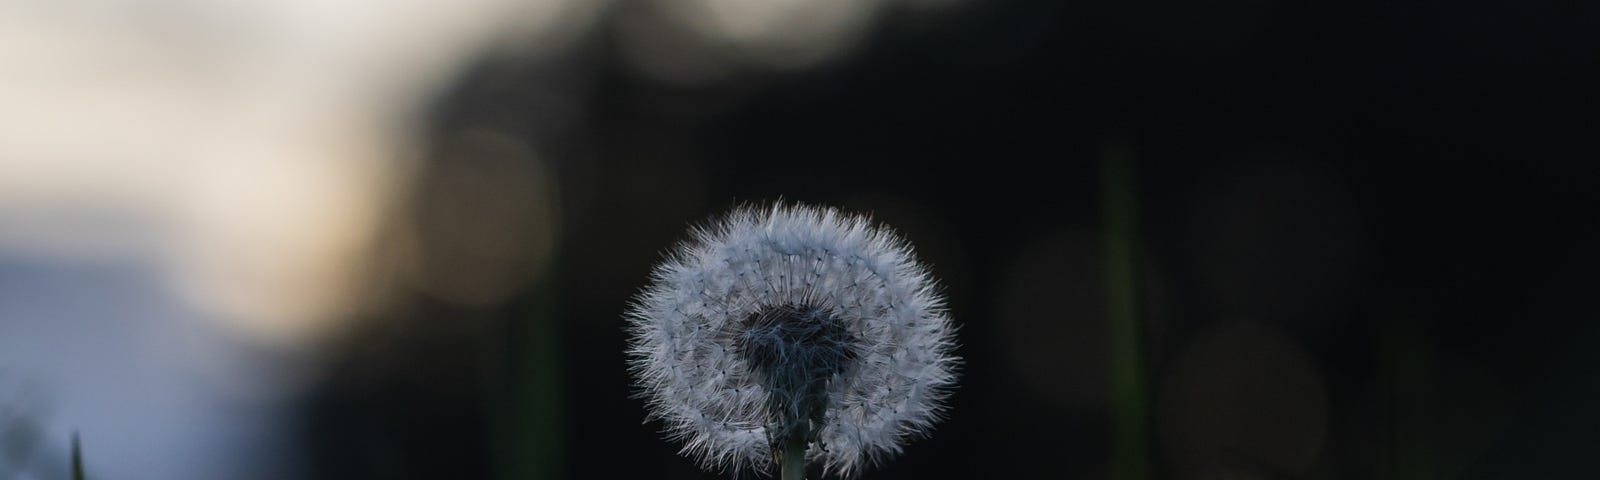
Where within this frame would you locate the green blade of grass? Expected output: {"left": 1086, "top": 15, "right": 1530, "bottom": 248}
{"left": 1104, "top": 143, "right": 1149, "bottom": 480}
{"left": 71, "top": 431, "right": 84, "bottom": 480}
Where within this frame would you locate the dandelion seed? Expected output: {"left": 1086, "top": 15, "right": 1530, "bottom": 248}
{"left": 626, "top": 203, "right": 960, "bottom": 478}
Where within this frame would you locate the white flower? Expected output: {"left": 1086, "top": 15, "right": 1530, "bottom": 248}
{"left": 626, "top": 203, "right": 960, "bottom": 477}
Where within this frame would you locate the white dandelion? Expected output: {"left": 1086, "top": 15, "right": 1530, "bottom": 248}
{"left": 626, "top": 203, "right": 960, "bottom": 478}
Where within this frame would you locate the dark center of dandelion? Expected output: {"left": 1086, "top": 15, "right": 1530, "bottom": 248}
{"left": 736, "top": 304, "right": 858, "bottom": 458}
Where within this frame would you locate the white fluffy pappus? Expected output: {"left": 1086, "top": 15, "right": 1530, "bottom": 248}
{"left": 625, "top": 203, "right": 961, "bottom": 477}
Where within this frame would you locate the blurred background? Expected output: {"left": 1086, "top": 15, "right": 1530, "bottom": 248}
{"left": 1, "top": 0, "right": 1596, "bottom": 478}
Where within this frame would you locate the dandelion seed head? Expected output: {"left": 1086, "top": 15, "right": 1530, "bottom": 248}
{"left": 626, "top": 203, "right": 960, "bottom": 477}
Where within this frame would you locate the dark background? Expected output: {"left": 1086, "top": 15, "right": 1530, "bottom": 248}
{"left": 302, "top": 0, "right": 1599, "bottom": 478}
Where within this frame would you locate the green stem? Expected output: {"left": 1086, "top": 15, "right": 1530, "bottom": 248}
{"left": 71, "top": 431, "right": 84, "bottom": 480}
{"left": 1103, "top": 142, "right": 1149, "bottom": 480}
{"left": 780, "top": 436, "right": 807, "bottom": 480}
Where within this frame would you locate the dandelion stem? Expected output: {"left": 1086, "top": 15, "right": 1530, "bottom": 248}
{"left": 780, "top": 436, "right": 807, "bottom": 480}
